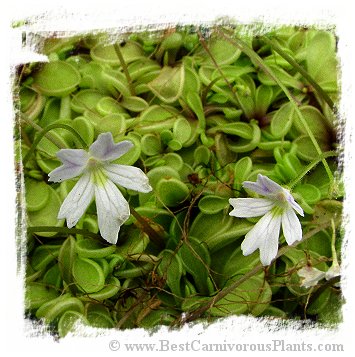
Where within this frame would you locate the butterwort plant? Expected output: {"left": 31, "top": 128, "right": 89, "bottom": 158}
{"left": 48, "top": 132, "right": 152, "bottom": 244}
{"left": 229, "top": 174, "right": 304, "bottom": 266}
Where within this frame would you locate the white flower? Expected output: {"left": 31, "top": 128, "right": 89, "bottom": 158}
{"left": 298, "top": 263, "right": 340, "bottom": 289}
{"left": 48, "top": 132, "right": 152, "bottom": 244}
{"left": 298, "top": 266, "right": 326, "bottom": 288}
{"left": 229, "top": 174, "right": 304, "bottom": 266}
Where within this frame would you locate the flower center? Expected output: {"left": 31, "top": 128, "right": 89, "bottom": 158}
{"left": 275, "top": 191, "right": 288, "bottom": 202}
{"left": 86, "top": 157, "right": 108, "bottom": 187}
{"left": 87, "top": 157, "right": 102, "bottom": 170}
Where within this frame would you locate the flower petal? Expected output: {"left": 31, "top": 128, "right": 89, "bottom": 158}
{"left": 89, "top": 132, "right": 133, "bottom": 162}
{"left": 281, "top": 207, "right": 303, "bottom": 245}
{"left": 243, "top": 174, "right": 283, "bottom": 197}
{"left": 241, "top": 225, "right": 263, "bottom": 257}
{"left": 241, "top": 210, "right": 280, "bottom": 260}
{"left": 287, "top": 193, "right": 304, "bottom": 216}
{"left": 94, "top": 179, "right": 130, "bottom": 244}
{"left": 298, "top": 266, "right": 325, "bottom": 288}
{"left": 103, "top": 164, "right": 152, "bottom": 193}
{"left": 58, "top": 173, "right": 94, "bottom": 227}
{"left": 258, "top": 214, "right": 281, "bottom": 266}
{"left": 229, "top": 198, "right": 274, "bottom": 218}
{"left": 48, "top": 149, "right": 89, "bottom": 182}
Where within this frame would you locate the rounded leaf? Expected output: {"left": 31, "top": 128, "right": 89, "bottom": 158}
{"left": 168, "top": 139, "right": 182, "bottom": 151}
{"left": 28, "top": 186, "right": 64, "bottom": 237}
{"left": 198, "top": 195, "right": 229, "bottom": 214}
{"left": 182, "top": 65, "right": 201, "bottom": 98}
{"left": 148, "top": 66, "right": 185, "bottom": 103}
{"left": 194, "top": 145, "right": 210, "bottom": 166}
{"left": 72, "top": 257, "right": 105, "bottom": 293}
{"left": 91, "top": 42, "right": 144, "bottom": 65}
{"left": 140, "top": 105, "right": 180, "bottom": 123}
{"left": 36, "top": 296, "right": 85, "bottom": 323}
{"left": 96, "top": 97, "right": 127, "bottom": 116}
{"left": 25, "top": 179, "right": 50, "bottom": 212}
{"left": 96, "top": 113, "right": 126, "bottom": 136}
{"left": 178, "top": 237, "right": 210, "bottom": 295}
{"left": 128, "top": 58, "right": 161, "bottom": 81}
{"left": 270, "top": 102, "right": 295, "bottom": 138}
{"left": 76, "top": 239, "right": 116, "bottom": 259}
{"left": 42, "top": 264, "right": 62, "bottom": 288}
{"left": 141, "top": 134, "right": 162, "bottom": 156}
{"left": 157, "top": 249, "right": 183, "bottom": 297}
{"left": 233, "top": 156, "right": 253, "bottom": 189}
{"left": 173, "top": 118, "right": 192, "bottom": 145}
{"left": 306, "top": 31, "right": 336, "bottom": 81}
{"left": 58, "top": 311, "right": 89, "bottom": 337}
{"left": 161, "top": 33, "right": 183, "bottom": 50}
{"left": 20, "top": 87, "right": 37, "bottom": 112}
{"left": 32, "top": 61, "right": 81, "bottom": 97}
{"left": 294, "top": 135, "right": 330, "bottom": 161}
{"left": 147, "top": 165, "right": 180, "bottom": 189}
{"left": 25, "top": 282, "right": 59, "bottom": 310}
{"left": 228, "top": 121, "right": 261, "bottom": 153}
{"left": 72, "top": 116, "right": 95, "bottom": 147}
{"left": 209, "top": 276, "right": 271, "bottom": 317}
{"left": 198, "top": 37, "right": 241, "bottom": 66}
{"left": 35, "top": 129, "right": 69, "bottom": 158}
{"left": 255, "top": 85, "right": 274, "bottom": 117}
{"left": 71, "top": 89, "right": 106, "bottom": 113}
{"left": 293, "top": 106, "right": 330, "bottom": 139}
{"left": 156, "top": 177, "right": 189, "bottom": 207}
{"left": 163, "top": 153, "right": 184, "bottom": 171}
{"left": 120, "top": 96, "right": 149, "bottom": 112}
{"left": 86, "top": 304, "right": 116, "bottom": 328}
{"left": 58, "top": 236, "right": 76, "bottom": 285}
{"left": 293, "top": 184, "right": 321, "bottom": 205}
{"left": 79, "top": 276, "right": 121, "bottom": 301}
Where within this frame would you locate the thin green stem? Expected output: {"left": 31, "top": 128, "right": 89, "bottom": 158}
{"left": 113, "top": 43, "right": 136, "bottom": 96}
{"left": 330, "top": 219, "right": 339, "bottom": 267}
{"left": 27, "top": 226, "right": 102, "bottom": 240}
{"left": 130, "top": 206, "right": 165, "bottom": 249}
{"left": 20, "top": 128, "right": 32, "bottom": 148}
{"left": 197, "top": 31, "right": 245, "bottom": 113}
{"left": 22, "top": 122, "right": 88, "bottom": 166}
{"left": 262, "top": 36, "right": 336, "bottom": 111}
{"left": 216, "top": 29, "right": 334, "bottom": 187}
{"left": 287, "top": 150, "right": 337, "bottom": 189}
{"left": 21, "top": 114, "right": 65, "bottom": 150}
{"left": 182, "top": 222, "right": 330, "bottom": 324}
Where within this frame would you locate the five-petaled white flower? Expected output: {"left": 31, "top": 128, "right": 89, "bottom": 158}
{"left": 229, "top": 174, "right": 304, "bottom": 266}
{"left": 48, "top": 132, "right": 152, "bottom": 244}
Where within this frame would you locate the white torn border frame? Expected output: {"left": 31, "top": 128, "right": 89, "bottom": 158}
{"left": 2, "top": 1, "right": 355, "bottom": 356}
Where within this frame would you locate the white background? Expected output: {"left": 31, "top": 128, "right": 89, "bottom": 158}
{"left": 1, "top": 0, "right": 355, "bottom": 356}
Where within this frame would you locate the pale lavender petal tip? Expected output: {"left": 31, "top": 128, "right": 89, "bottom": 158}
{"left": 89, "top": 132, "right": 134, "bottom": 162}
{"left": 243, "top": 174, "right": 283, "bottom": 196}
{"left": 287, "top": 195, "right": 304, "bottom": 216}
{"left": 48, "top": 149, "right": 89, "bottom": 182}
